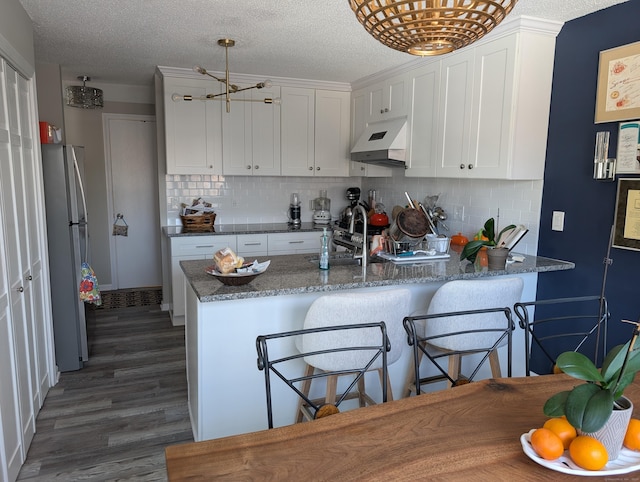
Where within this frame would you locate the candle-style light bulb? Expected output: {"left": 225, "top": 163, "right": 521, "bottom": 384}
{"left": 193, "top": 65, "right": 207, "bottom": 75}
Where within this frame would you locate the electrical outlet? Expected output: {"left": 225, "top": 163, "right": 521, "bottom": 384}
{"left": 453, "top": 205, "right": 464, "bottom": 221}
{"left": 231, "top": 199, "right": 238, "bottom": 208}
{"left": 552, "top": 211, "right": 565, "bottom": 231}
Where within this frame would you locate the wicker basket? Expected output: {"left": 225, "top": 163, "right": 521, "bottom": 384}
{"left": 180, "top": 213, "right": 216, "bottom": 231}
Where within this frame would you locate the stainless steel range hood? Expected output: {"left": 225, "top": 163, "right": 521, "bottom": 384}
{"left": 350, "top": 118, "right": 407, "bottom": 168}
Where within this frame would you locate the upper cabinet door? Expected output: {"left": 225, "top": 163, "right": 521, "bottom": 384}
{"left": 314, "top": 90, "right": 350, "bottom": 177}
{"left": 251, "top": 86, "right": 281, "bottom": 176}
{"left": 163, "top": 77, "right": 222, "bottom": 175}
{"left": 222, "top": 85, "right": 281, "bottom": 176}
{"left": 368, "top": 75, "right": 410, "bottom": 123}
{"left": 281, "top": 87, "right": 315, "bottom": 177}
{"left": 406, "top": 61, "right": 441, "bottom": 178}
{"left": 435, "top": 49, "right": 475, "bottom": 178}
{"left": 281, "top": 88, "right": 350, "bottom": 177}
{"left": 467, "top": 35, "right": 516, "bottom": 179}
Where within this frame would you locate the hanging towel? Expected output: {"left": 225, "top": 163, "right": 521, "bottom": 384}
{"left": 79, "top": 261, "right": 102, "bottom": 306}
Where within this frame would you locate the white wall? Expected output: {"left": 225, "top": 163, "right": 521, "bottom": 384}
{"left": 0, "top": 0, "right": 35, "bottom": 77}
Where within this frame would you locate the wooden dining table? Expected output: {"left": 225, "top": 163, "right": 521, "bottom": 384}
{"left": 165, "top": 374, "right": 640, "bottom": 480}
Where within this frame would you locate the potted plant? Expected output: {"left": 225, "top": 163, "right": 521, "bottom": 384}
{"left": 460, "top": 217, "right": 515, "bottom": 263}
{"left": 543, "top": 336, "right": 640, "bottom": 434}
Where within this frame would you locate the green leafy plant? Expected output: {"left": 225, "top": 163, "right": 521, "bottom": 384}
{"left": 543, "top": 341, "right": 640, "bottom": 433}
{"left": 460, "top": 218, "right": 515, "bottom": 263}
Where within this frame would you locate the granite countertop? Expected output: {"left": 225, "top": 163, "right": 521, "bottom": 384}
{"left": 181, "top": 252, "right": 575, "bottom": 303}
{"left": 164, "top": 222, "right": 327, "bottom": 237}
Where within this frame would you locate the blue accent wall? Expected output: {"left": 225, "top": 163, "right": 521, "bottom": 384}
{"left": 536, "top": 0, "right": 640, "bottom": 357}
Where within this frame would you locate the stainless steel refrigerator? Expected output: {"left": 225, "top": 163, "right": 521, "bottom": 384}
{"left": 41, "top": 144, "right": 89, "bottom": 371}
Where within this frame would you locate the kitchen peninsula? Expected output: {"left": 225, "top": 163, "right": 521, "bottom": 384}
{"left": 181, "top": 253, "right": 573, "bottom": 441}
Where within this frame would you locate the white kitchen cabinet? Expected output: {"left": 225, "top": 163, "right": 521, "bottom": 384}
{"left": 367, "top": 74, "right": 410, "bottom": 123}
{"left": 170, "top": 235, "right": 236, "bottom": 326}
{"left": 405, "top": 62, "right": 441, "bottom": 178}
{"left": 280, "top": 87, "right": 315, "bottom": 176}
{"left": 268, "top": 232, "right": 321, "bottom": 255}
{"left": 162, "top": 74, "right": 223, "bottom": 175}
{"left": 236, "top": 234, "right": 268, "bottom": 257}
{"left": 222, "top": 85, "right": 281, "bottom": 176}
{"left": 168, "top": 231, "right": 321, "bottom": 326}
{"left": 349, "top": 89, "right": 392, "bottom": 178}
{"left": 435, "top": 29, "right": 556, "bottom": 180}
{"left": 314, "top": 90, "right": 350, "bottom": 177}
{"left": 281, "top": 88, "right": 350, "bottom": 177}
{"left": 434, "top": 48, "right": 475, "bottom": 178}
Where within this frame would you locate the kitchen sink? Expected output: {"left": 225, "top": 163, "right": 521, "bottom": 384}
{"left": 307, "top": 253, "right": 362, "bottom": 266}
{"left": 306, "top": 253, "right": 383, "bottom": 266}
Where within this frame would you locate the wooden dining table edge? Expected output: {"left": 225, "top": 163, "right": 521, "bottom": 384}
{"left": 165, "top": 374, "right": 640, "bottom": 481}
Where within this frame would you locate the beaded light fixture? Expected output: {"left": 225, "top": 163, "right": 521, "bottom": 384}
{"left": 65, "top": 76, "right": 103, "bottom": 109}
{"left": 348, "top": 0, "right": 518, "bottom": 56}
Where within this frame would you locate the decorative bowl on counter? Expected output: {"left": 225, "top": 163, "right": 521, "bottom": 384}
{"left": 205, "top": 260, "right": 270, "bottom": 286}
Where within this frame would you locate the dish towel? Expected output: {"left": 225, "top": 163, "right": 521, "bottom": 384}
{"left": 79, "top": 261, "right": 102, "bottom": 306}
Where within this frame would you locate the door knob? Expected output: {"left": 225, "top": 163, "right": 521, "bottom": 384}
{"left": 468, "top": 164, "right": 474, "bottom": 170}
{"left": 459, "top": 164, "right": 465, "bottom": 169}
{"left": 17, "top": 286, "right": 24, "bottom": 293}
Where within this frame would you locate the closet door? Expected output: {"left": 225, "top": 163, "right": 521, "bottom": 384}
{"left": 0, "top": 58, "right": 29, "bottom": 482}
{"left": 17, "top": 73, "right": 50, "bottom": 406}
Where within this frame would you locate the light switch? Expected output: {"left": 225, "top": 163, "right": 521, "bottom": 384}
{"left": 552, "top": 211, "right": 565, "bottom": 231}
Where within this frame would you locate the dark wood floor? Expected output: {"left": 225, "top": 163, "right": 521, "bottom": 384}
{"left": 17, "top": 305, "right": 193, "bottom": 481}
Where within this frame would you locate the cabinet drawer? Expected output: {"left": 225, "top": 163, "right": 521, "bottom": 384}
{"left": 171, "top": 235, "right": 237, "bottom": 257}
{"left": 237, "top": 234, "right": 268, "bottom": 257}
{"left": 268, "top": 232, "right": 321, "bottom": 254}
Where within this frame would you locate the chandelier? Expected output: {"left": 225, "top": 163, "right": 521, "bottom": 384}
{"left": 348, "top": 1, "right": 518, "bottom": 56}
{"left": 172, "top": 39, "right": 278, "bottom": 113}
{"left": 65, "top": 76, "right": 103, "bottom": 109}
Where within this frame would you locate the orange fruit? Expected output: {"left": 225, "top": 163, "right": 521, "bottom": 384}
{"left": 544, "top": 417, "right": 577, "bottom": 449}
{"left": 624, "top": 418, "right": 640, "bottom": 451}
{"left": 569, "top": 435, "right": 608, "bottom": 471}
{"left": 530, "top": 427, "right": 564, "bottom": 460}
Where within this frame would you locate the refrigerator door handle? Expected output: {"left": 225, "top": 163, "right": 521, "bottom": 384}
{"left": 71, "top": 147, "right": 89, "bottom": 260}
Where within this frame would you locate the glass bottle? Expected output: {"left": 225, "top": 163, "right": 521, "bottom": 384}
{"left": 319, "top": 227, "right": 330, "bottom": 270}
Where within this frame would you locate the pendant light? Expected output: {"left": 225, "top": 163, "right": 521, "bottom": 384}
{"left": 172, "top": 38, "right": 279, "bottom": 113}
{"left": 348, "top": 0, "right": 518, "bottom": 56}
{"left": 65, "top": 75, "right": 104, "bottom": 109}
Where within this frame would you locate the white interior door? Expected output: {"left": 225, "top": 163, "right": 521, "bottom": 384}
{"left": 104, "top": 114, "right": 161, "bottom": 289}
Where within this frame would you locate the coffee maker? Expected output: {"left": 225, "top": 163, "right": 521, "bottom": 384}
{"left": 288, "top": 193, "right": 301, "bottom": 227}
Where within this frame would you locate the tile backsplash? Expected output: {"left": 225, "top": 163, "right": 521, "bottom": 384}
{"left": 165, "top": 171, "right": 542, "bottom": 256}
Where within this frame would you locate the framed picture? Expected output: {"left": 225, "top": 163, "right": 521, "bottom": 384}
{"left": 613, "top": 178, "right": 640, "bottom": 251}
{"left": 595, "top": 41, "right": 640, "bottom": 124}
{"left": 615, "top": 121, "right": 640, "bottom": 174}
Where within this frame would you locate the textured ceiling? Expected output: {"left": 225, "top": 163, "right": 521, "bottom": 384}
{"left": 18, "top": 0, "right": 630, "bottom": 86}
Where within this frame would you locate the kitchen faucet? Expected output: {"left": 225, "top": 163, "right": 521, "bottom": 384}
{"left": 348, "top": 204, "right": 367, "bottom": 270}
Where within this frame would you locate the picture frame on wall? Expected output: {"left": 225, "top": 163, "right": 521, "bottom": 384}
{"left": 615, "top": 121, "right": 640, "bottom": 174}
{"left": 613, "top": 178, "right": 640, "bottom": 251}
{"left": 595, "top": 41, "right": 640, "bottom": 124}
